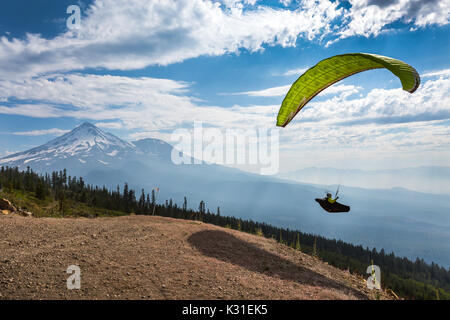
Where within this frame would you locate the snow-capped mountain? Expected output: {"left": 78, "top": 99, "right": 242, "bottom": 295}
{"left": 0, "top": 122, "right": 173, "bottom": 174}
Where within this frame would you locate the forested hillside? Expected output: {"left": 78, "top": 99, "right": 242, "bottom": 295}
{"left": 1, "top": 166, "right": 449, "bottom": 300}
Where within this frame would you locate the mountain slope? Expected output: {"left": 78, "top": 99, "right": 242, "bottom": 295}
{"left": 0, "top": 214, "right": 391, "bottom": 300}
{"left": 1, "top": 123, "right": 449, "bottom": 267}
{"left": 0, "top": 122, "right": 174, "bottom": 175}
{"left": 0, "top": 123, "right": 132, "bottom": 172}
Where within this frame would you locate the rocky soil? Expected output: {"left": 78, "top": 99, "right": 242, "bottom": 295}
{"left": 0, "top": 214, "right": 392, "bottom": 300}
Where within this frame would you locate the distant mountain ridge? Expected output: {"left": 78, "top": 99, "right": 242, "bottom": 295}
{"left": 277, "top": 166, "right": 450, "bottom": 195}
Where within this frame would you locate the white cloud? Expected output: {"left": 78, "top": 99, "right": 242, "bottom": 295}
{"left": 278, "top": 71, "right": 450, "bottom": 157}
{"left": 230, "top": 83, "right": 360, "bottom": 97}
{"left": 230, "top": 85, "right": 291, "bottom": 97}
{"left": 0, "top": 0, "right": 446, "bottom": 83}
{"left": 0, "top": 73, "right": 189, "bottom": 110}
{"left": 95, "top": 121, "right": 124, "bottom": 129}
{"left": 0, "top": 0, "right": 446, "bottom": 80}
{"left": 282, "top": 67, "right": 309, "bottom": 76}
{"left": 0, "top": 104, "right": 63, "bottom": 118}
{"left": 0, "top": 72, "right": 278, "bottom": 132}
{"left": 298, "top": 76, "right": 450, "bottom": 125}
{"left": 1, "top": 68, "right": 448, "bottom": 132}
{"left": 334, "top": 0, "right": 450, "bottom": 43}
{"left": 11, "top": 128, "right": 69, "bottom": 136}
{"left": 422, "top": 68, "right": 450, "bottom": 78}
{"left": 0, "top": 0, "right": 342, "bottom": 80}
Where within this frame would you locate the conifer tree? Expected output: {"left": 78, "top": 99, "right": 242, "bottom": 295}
{"left": 313, "top": 236, "right": 317, "bottom": 257}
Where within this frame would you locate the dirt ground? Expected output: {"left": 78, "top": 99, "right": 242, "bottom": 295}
{"left": 0, "top": 214, "right": 391, "bottom": 300}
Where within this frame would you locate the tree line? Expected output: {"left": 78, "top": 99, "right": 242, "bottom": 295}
{"left": 0, "top": 166, "right": 449, "bottom": 299}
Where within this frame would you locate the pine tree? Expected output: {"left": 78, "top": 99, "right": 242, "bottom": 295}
{"left": 146, "top": 194, "right": 151, "bottom": 212}
{"left": 313, "top": 236, "right": 317, "bottom": 257}
{"left": 35, "top": 180, "right": 46, "bottom": 200}
{"left": 151, "top": 189, "right": 156, "bottom": 215}
{"left": 138, "top": 189, "right": 145, "bottom": 214}
{"left": 123, "top": 183, "right": 129, "bottom": 212}
{"left": 58, "top": 190, "right": 66, "bottom": 214}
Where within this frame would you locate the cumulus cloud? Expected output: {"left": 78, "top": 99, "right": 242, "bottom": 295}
{"left": 0, "top": 72, "right": 278, "bottom": 131}
{"left": 0, "top": 73, "right": 190, "bottom": 110}
{"left": 298, "top": 75, "right": 450, "bottom": 125}
{"left": 332, "top": 0, "right": 450, "bottom": 45}
{"left": 277, "top": 70, "right": 450, "bottom": 158}
{"left": 0, "top": 0, "right": 446, "bottom": 79}
{"left": 0, "top": 0, "right": 342, "bottom": 80}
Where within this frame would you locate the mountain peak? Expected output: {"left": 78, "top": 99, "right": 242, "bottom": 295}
{"left": 0, "top": 123, "right": 174, "bottom": 172}
{"left": 0, "top": 122, "right": 135, "bottom": 171}
{"left": 78, "top": 122, "right": 97, "bottom": 129}
{"left": 71, "top": 122, "right": 102, "bottom": 135}
{"left": 49, "top": 122, "right": 132, "bottom": 153}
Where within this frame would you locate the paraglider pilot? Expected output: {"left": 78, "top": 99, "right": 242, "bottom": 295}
{"left": 326, "top": 193, "right": 339, "bottom": 204}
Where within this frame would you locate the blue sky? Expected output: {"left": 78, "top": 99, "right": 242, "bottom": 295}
{"left": 0, "top": 0, "right": 449, "bottom": 172}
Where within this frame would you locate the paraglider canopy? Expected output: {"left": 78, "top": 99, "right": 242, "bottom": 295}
{"left": 277, "top": 53, "right": 420, "bottom": 127}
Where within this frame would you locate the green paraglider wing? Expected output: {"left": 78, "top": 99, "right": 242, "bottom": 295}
{"left": 277, "top": 53, "right": 420, "bottom": 127}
